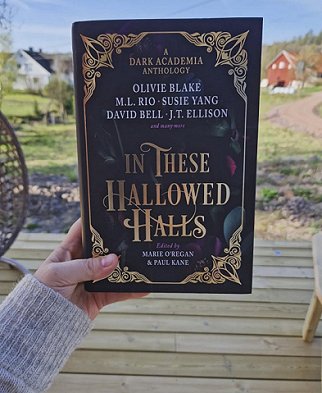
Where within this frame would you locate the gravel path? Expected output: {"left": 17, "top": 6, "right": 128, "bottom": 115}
{"left": 24, "top": 174, "right": 80, "bottom": 233}
{"left": 268, "top": 91, "right": 322, "bottom": 137}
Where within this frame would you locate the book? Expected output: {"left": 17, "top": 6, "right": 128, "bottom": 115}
{"left": 72, "top": 17, "right": 262, "bottom": 293}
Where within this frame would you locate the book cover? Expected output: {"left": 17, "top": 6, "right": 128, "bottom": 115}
{"left": 72, "top": 17, "right": 262, "bottom": 293}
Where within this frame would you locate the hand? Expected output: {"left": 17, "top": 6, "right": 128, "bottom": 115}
{"left": 34, "top": 219, "right": 147, "bottom": 320}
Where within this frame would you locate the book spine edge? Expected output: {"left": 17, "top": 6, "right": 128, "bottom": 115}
{"left": 72, "top": 24, "right": 91, "bottom": 259}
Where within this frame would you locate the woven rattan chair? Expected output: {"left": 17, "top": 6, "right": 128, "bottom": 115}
{"left": 0, "top": 112, "right": 30, "bottom": 275}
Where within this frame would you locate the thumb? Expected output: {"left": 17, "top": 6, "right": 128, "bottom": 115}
{"left": 52, "top": 254, "right": 119, "bottom": 285}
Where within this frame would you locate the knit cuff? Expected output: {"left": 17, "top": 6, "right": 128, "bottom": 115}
{"left": 0, "top": 274, "right": 93, "bottom": 393}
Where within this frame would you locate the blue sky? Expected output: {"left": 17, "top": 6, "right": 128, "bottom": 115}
{"left": 10, "top": 0, "right": 322, "bottom": 52}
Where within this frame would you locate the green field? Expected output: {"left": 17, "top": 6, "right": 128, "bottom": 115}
{"left": 4, "top": 89, "right": 322, "bottom": 239}
{"left": 17, "top": 122, "right": 78, "bottom": 180}
{"left": 2, "top": 92, "right": 77, "bottom": 180}
{"left": 258, "top": 90, "right": 322, "bottom": 162}
{"left": 8, "top": 88, "right": 321, "bottom": 177}
{"left": 256, "top": 88, "right": 322, "bottom": 239}
{"left": 2, "top": 92, "right": 51, "bottom": 119}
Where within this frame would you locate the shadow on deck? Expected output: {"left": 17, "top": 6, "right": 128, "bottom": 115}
{"left": 1, "top": 233, "right": 321, "bottom": 393}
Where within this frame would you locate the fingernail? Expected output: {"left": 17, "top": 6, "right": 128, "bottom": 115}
{"left": 101, "top": 255, "right": 116, "bottom": 268}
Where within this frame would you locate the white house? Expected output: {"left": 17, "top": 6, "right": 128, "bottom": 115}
{"left": 49, "top": 53, "right": 73, "bottom": 86}
{"left": 13, "top": 48, "right": 54, "bottom": 91}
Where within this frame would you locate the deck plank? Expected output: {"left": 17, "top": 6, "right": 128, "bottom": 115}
{"left": 93, "top": 313, "right": 322, "bottom": 336}
{"left": 102, "top": 298, "right": 311, "bottom": 319}
{"left": 64, "top": 350, "right": 320, "bottom": 380}
{"left": 49, "top": 375, "right": 320, "bottom": 393}
{"left": 148, "top": 289, "right": 314, "bottom": 303}
{"left": 81, "top": 331, "right": 320, "bottom": 356}
{"left": 1, "top": 232, "right": 320, "bottom": 392}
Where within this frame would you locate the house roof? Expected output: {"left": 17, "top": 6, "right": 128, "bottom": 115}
{"left": 266, "top": 50, "right": 298, "bottom": 70}
{"left": 24, "top": 49, "right": 54, "bottom": 74}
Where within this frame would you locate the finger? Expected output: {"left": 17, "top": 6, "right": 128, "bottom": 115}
{"left": 44, "top": 219, "right": 83, "bottom": 264}
{"left": 60, "top": 219, "right": 83, "bottom": 257}
{"left": 47, "top": 254, "right": 119, "bottom": 286}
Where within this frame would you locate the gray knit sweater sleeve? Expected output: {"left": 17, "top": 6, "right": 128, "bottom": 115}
{"left": 0, "top": 274, "right": 93, "bottom": 393}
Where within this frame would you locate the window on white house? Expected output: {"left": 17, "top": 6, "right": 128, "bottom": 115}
{"left": 279, "top": 61, "right": 286, "bottom": 69}
{"left": 272, "top": 63, "right": 277, "bottom": 69}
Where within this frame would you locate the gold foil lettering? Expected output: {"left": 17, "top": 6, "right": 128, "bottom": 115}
{"left": 104, "top": 143, "right": 231, "bottom": 241}
{"left": 164, "top": 153, "right": 176, "bottom": 174}
{"left": 123, "top": 209, "right": 152, "bottom": 242}
{"left": 217, "top": 183, "right": 231, "bottom": 205}
{"left": 193, "top": 216, "right": 207, "bottom": 238}
{"left": 125, "top": 153, "right": 144, "bottom": 174}
{"left": 203, "top": 183, "right": 214, "bottom": 205}
{"left": 167, "top": 183, "right": 181, "bottom": 206}
{"left": 182, "top": 183, "right": 201, "bottom": 205}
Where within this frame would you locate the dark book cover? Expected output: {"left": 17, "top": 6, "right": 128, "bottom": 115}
{"left": 72, "top": 17, "right": 262, "bottom": 293}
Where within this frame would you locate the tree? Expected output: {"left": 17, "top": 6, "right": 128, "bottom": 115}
{"left": 0, "top": 31, "right": 16, "bottom": 107}
{"left": 261, "top": 44, "right": 284, "bottom": 79}
{"left": 295, "top": 45, "right": 320, "bottom": 87}
{"left": 44, "top": 76, "right": 74, "bottom": 122}
{"left": 261, "top": 29, "right": 322, "bottom": 85}
{"left": 0, "top": 0, "right": 16, "bottom": 109}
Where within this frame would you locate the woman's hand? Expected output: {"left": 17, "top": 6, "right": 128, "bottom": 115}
{"left": 34, "top": 219, "right": 146, "bottom": 320}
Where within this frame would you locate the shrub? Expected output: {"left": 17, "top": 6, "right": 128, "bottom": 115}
{"left": 261, "top": 188, "right": 279, "bottom": 202}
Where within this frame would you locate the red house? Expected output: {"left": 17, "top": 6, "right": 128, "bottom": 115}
{"left": 266, "top": 50, "right": 297, "bottom": 87}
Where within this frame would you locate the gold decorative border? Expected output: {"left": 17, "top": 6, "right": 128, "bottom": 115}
{"left": 180, "top": 31, "right": 248, "bottom": 102}
{"left": 182, "top": 224, "right": 242, "bottom": 285}
{"left": 81, "top": 32, "right": 149, "bottom": 104}
{"left": 90, "top": 224, "right": 109, "bottom": 257}
{"left": 81, "top": 29, "right": 249, "bottom": 286}
{"left": 81, "top": 30, "right": 248, "bottom": 102}
{"left": 91, "top": 224, "right": 242, "bottom": 285}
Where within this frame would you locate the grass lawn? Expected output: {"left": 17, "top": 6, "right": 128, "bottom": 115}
{"left": 17, "top": 122, "right": 78, "bottom": 181}
{"left": 2, "top": 92, "right": 77, "bottom": 180}
{"left": 6, "top": 87, "right": 322, "bottom": 239}
{"left": 258, "top": 91, "right": 322, "bottom": 163}
{"left": 7, "top": 87, "right": 320, "bottom": 177}
{"left": 256, "top": 87, "right": 322, "bottom": 239}
{"left": 2, "top": 92, "right": 51, "bottom": 119}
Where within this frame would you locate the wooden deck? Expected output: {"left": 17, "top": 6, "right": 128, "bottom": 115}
{"left": 1, "top": 233, "right": 321, "bottom": 393}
